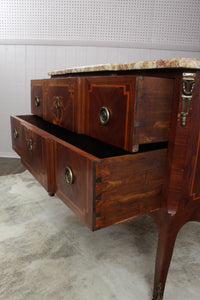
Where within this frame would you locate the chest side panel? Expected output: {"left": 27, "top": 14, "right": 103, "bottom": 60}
{"left": 181, "top": 72, "right": 200, "bottom": 202}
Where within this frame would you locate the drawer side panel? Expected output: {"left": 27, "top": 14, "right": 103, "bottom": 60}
{"left": 133, "top": 77, "right": 174, "bottom": 145}
{"left": 95, "top": 149, "right": 167, "bottom": 229}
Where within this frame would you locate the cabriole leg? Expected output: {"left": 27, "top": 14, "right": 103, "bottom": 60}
{"left": 151, "top": 212, "right": 182, "bottom": 300}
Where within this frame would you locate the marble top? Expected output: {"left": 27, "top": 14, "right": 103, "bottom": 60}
{"left": 48, "top": 58, "right": 200, "bottom": 76}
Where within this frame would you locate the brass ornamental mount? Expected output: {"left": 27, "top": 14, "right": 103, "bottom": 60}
{"left": 182, "top": 73, "right": 196, "bottom": 95}
{"left": 181, "top": 95, "right": 192, "bottom": 126}
{"left": 153, "top": 283, "right": 164, "bottom": 300}
{"left": 35, "top": 96, "right": 40, "bottom": 107}
{"left": 13, "top": 128, "right": 18, "bottom": 139}
{"left": 99, "top": 107, "right": 110, "bottom": 125}
{"left": 65, "top": 167, "right": 73, "bottom": 185}
{"left": 181, "top": 73, "right": 196, "bottom": 126}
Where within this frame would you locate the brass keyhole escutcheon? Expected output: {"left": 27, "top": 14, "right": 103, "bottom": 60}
{"left": 28, "top": 139, "right": 33, "bottom": 151}
{"left": 65, "top": 167, "right": 73, "bottom": 185}
{"left": 55, "top": 97, "right": 60, "bottom": 109}
{"left": 13, "top": 128, "right": 18, "bottom": 139}
{"left": 99, "top": 107, "right": 110, "bottom": 125}
{"left": 35, "top": 96, "right": 40, "bottom": 107}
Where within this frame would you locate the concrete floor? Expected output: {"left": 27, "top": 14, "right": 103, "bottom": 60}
{"left": 0, "top": 158, "right": 200, "bottom": 299}
{"left": 0, "top": 157, "right": 25, "bottom": 176}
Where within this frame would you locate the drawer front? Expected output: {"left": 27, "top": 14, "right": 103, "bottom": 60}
{"left": 44, "top": 78, "right": 78, "bottom": 131}
{"left": 11, "top": 116, "right": 23, "bottom": 156}
{"left": 10, "top": 116, "right": 55, "bottom": 194}
{"left": 85, "top": 76, "right": 136, "bottom": 151}
{"left": 21, "top": 125, "right": 46, "bottom": 183}
{"left": 31, "top": 80, "right": 44, "bottom": 118}
{"left": 56, "top": 140, "right": 97, "bottom": 230}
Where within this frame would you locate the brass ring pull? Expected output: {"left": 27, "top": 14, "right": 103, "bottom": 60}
{"left": 13, "top": 128, "right": 18, "bottom": 139}
{"left": 55, "top": 97, "right": 60, "bottom": 109}
{"left": 28, "top": 139, "right": 33, "bottom": 151}
{"left": 65, "top": 167, "right": 73, "bottom": 185}
{"left": 35, "top": 96, "right": 40, "bottom": 107}
{"left": 99, "top": 107, "right": 110, "bottom": 125}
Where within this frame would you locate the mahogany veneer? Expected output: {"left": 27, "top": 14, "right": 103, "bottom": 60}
{"left": 11, "top": 61, "right": 200, "bottom": 300}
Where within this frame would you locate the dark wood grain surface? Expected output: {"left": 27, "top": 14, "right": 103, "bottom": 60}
{"left": 95, "top": 148, "right": 167, "bottom": 229}
{"left": 133, "top": 76, "right": 174, "bottom": 146}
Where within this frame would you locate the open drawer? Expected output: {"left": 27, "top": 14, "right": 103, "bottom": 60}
{"left": 11, "top": 115, "right": 167, "bottom": 231}
{"left": 11, "top": 115, "right": 56, "bottom": 195}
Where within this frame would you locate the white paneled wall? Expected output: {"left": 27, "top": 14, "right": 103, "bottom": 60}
{"left": 0, "top": 44, "right": 200, "bottom": 157}
{"left": 1, "top": 0, "right": 199, "bottom": 51}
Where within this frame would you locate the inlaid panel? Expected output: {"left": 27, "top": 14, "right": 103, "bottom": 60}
{"left": 11, "top": 116, "right": 56, "bottom": 194}
{"left": 31, "top": 80, "right": 44, "bottom": 118}
{"left": 85, "top": 76, "right": 136, "bottom": 151}
{"left": 21, "top": 125, "right": 47, "bottom": 189}
{"left": 44, "top": 78, "right": 78, "bottom": 131}
{"left": 10, "top": 116, "right": 23, "bottom": 157}
{"left": 56, "top": 140, "right": 96, "bottom": 230}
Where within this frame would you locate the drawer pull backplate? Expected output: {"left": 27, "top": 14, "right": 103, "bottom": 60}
{"left": 99, "top": 107, "right": 110, "bottom": 125}
{"left": 28, "top": 139, "right": 33, "bottom": 151}
{"left": 65, "top": 167, "right": 73, "bottom": 185}
{"left": 35, "top": 96, "right": 40, "bottom": 107}
{"left": 13, "top": 128, "right": 18, "bottom": 139}
{"left": 55, "top": 97, "right": 60, "bottom": 109}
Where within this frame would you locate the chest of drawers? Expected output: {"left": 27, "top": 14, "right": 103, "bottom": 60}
{"left": 31, "top": 75, "right": 173, "bottom": 150}
{"left": 11, "top": 58, "right": 200, "bottom": 299}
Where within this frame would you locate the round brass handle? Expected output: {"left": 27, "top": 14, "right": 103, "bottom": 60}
{"left": 99, "top": 107, "right": 110, "bottom": 125}
{"left": 28, "top": 139, "right": 33, "bottom": 151}
{"left": 13, "top": 128, "right": 18, "bottom": 139}
{"left": 65, "top": 167, "right": 73, "bottom": 185}
{"left": 55, "top": 97, "right": 60, "bottom": 109}
{"left": 35, "top": 96, "right": 40, "bottom": 107}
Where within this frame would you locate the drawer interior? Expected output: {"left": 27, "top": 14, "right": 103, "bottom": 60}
{"left": 19, "top": 115, "right": 168, "bottom": 158}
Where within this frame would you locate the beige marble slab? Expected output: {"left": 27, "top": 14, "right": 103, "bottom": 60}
{"left": 48, "top": 58, "right": 200, "bottom": 76}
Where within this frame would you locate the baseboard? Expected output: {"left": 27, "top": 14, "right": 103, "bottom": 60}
{"left": 0, "top": 152, "right": 19, "bottom": 158}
